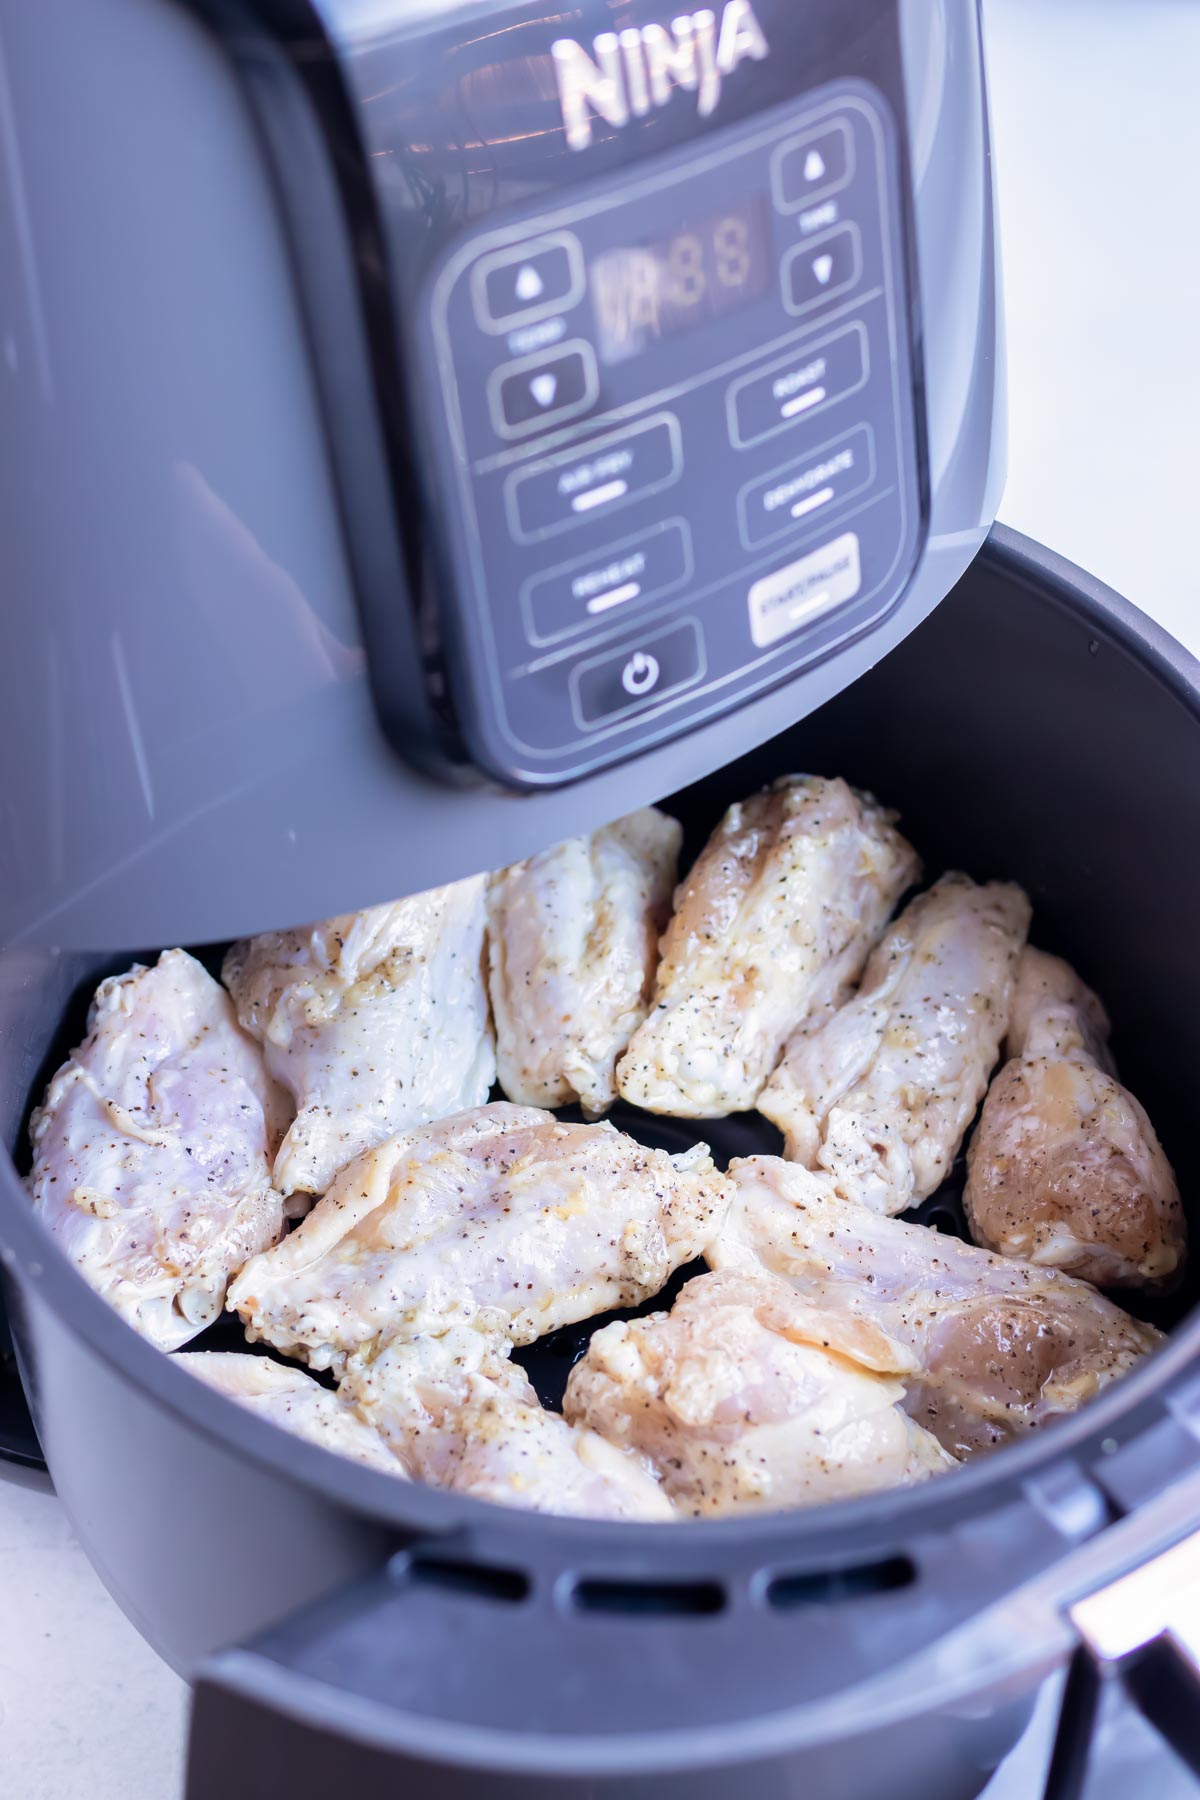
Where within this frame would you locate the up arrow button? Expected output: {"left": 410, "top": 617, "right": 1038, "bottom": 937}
{"left": 515, "top": 264, "right": 544, "bottom": 302}
{"left": 476, "top": 233, "right": 584, "bottom": 331}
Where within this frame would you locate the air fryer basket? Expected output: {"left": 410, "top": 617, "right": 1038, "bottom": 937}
{"left": 3, "top": 527, "right": 1200, "bottom": 1800}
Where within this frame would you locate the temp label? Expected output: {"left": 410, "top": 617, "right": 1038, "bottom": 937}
{"left": 748, "top": 533, "right": 862, "bottom": 648}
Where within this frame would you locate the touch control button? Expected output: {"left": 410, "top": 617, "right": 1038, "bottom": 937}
{"left": 522, "top": 519, "right": 692, "bottom": 644}
{"left": 738, "top": 426, "right": 874, "bottom": 550}
{"left": 489, "top": 341, "right": 598, "bottom": 438}
{"left": 473, "top": 232, "right": 585, "bottom": 332}
{"left": 621, "top": 651, "right": 659, "bottom": 697}
{"left": 727, "top": 325, "right": 867, "bottom": 448}
{"left": 748, "top": 533, "right": 862, "bottom": 649}
{"left": 783, "top": 224, "right": 862, "bottom": 316}
{"left": 571, "top": 619, "right": 705, "bottom": 730}
{"left": 506, "top": 414, "right": 682, "bottom": 543}
{"left": 773, "top": 121, "right": 854, "bottom": 213}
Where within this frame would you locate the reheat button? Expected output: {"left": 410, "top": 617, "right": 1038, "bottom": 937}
{"left": 522, "top": 519, "right": 692, "bottom": 644}
{"left": 505, "top": 414, "right": 682, "bottom": 542}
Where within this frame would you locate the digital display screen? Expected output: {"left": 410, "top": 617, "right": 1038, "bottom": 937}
{"left": 590, "top": 195, "right": 773, "bottom": 365}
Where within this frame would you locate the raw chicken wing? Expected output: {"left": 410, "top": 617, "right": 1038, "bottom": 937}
{"left": 223, "top": 876, "right": 493, "bottom": 1198}
{"left": 616, "top": 776, "right": 919, "bottom": 1117}
{"left": 965, "top": 949, "right": 1184, "bottom": 1288}
{"left": 563, "top": 1267, "right": 953, "bottom": 1515}
{"left": 177, "top": 1352, "right": 406, "bottom": 1475}
{"left": 712, "top": 1156, "right": 1162, "bottom": 1458}
{"left": 343, "top": 1325, "right": 673, "bottom": 1520}
{"left": 228, "top": 1103, "right": 730, "bottom": 1373}
{"left": 759, "top": 874, "right": 1031, "bottom": 1212}
{"left": 27, "top": 951, "right": 289, "bottom": 1350}
{"left": 488, "top": 808, "right": 681, "bottom": 1116}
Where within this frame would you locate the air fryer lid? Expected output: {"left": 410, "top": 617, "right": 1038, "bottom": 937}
{"left": 5, "top": 530, "right": 1200, "bottom": 1800}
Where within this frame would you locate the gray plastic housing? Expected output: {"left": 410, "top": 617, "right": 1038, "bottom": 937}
{"left": 0, "top": 0, "right": 1002, "bottom": 948}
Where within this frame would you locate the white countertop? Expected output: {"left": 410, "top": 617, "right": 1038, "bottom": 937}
{"left": 4, "top": 2, "right": 1200, "bottom": 1795}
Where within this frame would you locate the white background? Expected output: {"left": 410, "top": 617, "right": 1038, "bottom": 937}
{"left": 3, "top": 1, "right": 1200, "bottom": 1794}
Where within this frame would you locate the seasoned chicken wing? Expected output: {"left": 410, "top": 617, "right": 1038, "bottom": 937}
{"left": 343, "top": 1325, "right": 673, "bottom": 1520}
{"left": 228, "top": 1103, "right": 730, "bottom": 1374}
{"left": 616, "top": 776, "right": 920, "bottom": 1117}
{"left": 712, "top": 1157, "right": 1162, "bottom": 1458}
{"left": 965, "top": 949, "right": 1185, "bottom": 1289}
{"left": 563, "top": 1267, "right": 952, "bottom": 1515}
{"left": 487, "top": 808, "right": 681, "bottom": 1117}
{"left": 27, "top": 951, "right": 289, "bottom": 1350}
{"left": 176, "top": 1352, "right": 406, "bottom": 1475}
{"left": 222, "top": 876, "right": 493, "bottom": 1199}
{"left": 759, "top": 874, "right": 1031, "bottom": 1213}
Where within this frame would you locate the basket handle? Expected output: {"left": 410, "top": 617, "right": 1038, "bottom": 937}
{"left": 1043, "top": 1528, "right": 1200, "bottom": 1798}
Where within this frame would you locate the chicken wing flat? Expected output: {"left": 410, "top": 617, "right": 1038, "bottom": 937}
{"left": 562, "top": 1267, "right": 952, "bottom": 1515}
{"left": 343, "top": 1324, "right": 674, "bottom": 1520}
{"left": 27, "top": 951, "right": 289, "bottom": 1351}
{"left": 759, "top": 874, "right": 1031, "bottom": 1213}
{"left": 177, "top": 1351, "right": 407, "bottom": 1475}
{"left": 228, "top": 1103, "right": 730, "bottom": 1374}
{"left": 487, "top": 808, "right": 681, "bottom": 1117}
{"left": 616, "top": 776, "right": 920, "bottom": 1118}
{"left": 712, "top": 1156, "right": 1161, "bottom": 1458}
{"left": 222, "top": 875, "right": 494, "bottom": 1199}
{"left": 964, "top": 949, "right": 1185, "bottom": 1289}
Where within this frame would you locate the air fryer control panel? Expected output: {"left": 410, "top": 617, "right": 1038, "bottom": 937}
{"left": 420, "top": 84, "right": 921, "bottom": 785}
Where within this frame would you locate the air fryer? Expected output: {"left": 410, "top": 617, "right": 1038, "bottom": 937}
{"left": 3, "top": 3, "right": 1200, "bottom": 1799}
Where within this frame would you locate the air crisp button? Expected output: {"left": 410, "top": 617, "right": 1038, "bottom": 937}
{"left": 506, "top": 414, "right": 683, "bottom": 543}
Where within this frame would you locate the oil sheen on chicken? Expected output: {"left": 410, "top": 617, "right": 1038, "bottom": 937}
{"left": 759, "top": 874, "right": 1031, "bottom": 1213}
{"left": 711, "top": 1156, "right": 1161, "bottom": 1459}
{"left": 176, "top": 1351, "right": 407, "bottom": 1475}
{"left": 343, "top": 1324, "right": 673, "bottom": 1520}
{"left": 964, "top": 949, "right": 1185, "bottom": 1289}
{"left": 487, "top": 808, "right": 681, "bottom": 1117}
{"left": 27, "top": 951, "right": 290, "bottom": 1351}
{"left": 562, "top": 1267, "right": 953, "bottom": 1514}
{"left": 616, "top": 776, "right": 920, "bottom": 1118}
{"left": 228, "top": 1103, "right": 731, "bottom": 1374}
{"left": 222, "top": 876, "right": 494, "bottom": 1199}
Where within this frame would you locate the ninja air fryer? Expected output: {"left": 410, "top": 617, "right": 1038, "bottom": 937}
{"left": 3, "top": 2, "right": 1200, "bottom": 1797}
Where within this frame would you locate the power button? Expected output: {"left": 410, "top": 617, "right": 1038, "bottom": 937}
{"left": 621, "top": 651, "right": 660, "bottom": 697}
{"left": 570, "top": 620, "right": 705, "bottom": 731}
